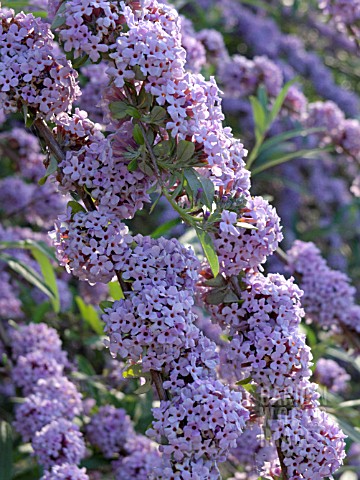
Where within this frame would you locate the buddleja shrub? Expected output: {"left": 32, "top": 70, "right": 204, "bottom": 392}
{"left": 0, "top": 1, "right": 358, "bottom": 479}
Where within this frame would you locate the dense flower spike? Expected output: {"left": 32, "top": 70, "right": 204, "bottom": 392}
{"left": 41, "top": 465, "right": 89, "bottom": 480}
{"left": 86, "top": 405, "right": 134, "bottom": 458}
{"left": 271, "top": 403, "right": 346, "bottom": 478}
{"left": 148, "top": 379, "right": 249, "bottom": 478}
{"left": 214, "top": 197, "right": 283, "bottom": 275}
{"left": 32, "top": 419, "right": 86, "bottom": 470}
{"left": 112, "top": 435, "right": 162, "bottom": 480}
{"left": 286, "top": 240, "right": 357, "bottom": 332}
{"left": 51, "top": 209, "right": 131, "bottom": 283}
{"left": 314, "top": 358, "right": 350, "bottom": 393}
{"left": 0, "top": 8, "right": 80, "bottom": 119}
{"left": 14, "top": 377, "right": 82, "bottom": 441}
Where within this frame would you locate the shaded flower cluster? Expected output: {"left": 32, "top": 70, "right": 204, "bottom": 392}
{"left": 0, "top": 8, "right": 80, "bottom": 120}
{"left": 9, "top": 323, "right": 87, "bottom": 476}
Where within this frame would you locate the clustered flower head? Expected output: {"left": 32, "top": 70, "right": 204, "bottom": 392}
{"left": 41, "top": 464, "right": 89, "bottom": 480}
{"left": 50, "top": 0, "right": 123, "bottom": 61}
{"left": 86, "top": 405, "right": 134, "bottom": 458}
{"left": 148, "top": 379, "right": 249, "bottom": 479}
{"left": 54, "top": 112, "right": 153, "bottom": 218}
{"left": 286, "top": 240, "right": 358, "bottom": 335}
{"left": 314, "top": 358, "right": 350, "bottom": 393}
{"left": 214, "top": 197, "right": 283, "bottom": 276}
{"left": 9, "top": 323, "right": 86, "bottom": 474}
{"left": 51, "top": 209, "right": 132, "bottom": 283}
{"left": 0, "top": 8, "right": 80, "bottom": 119}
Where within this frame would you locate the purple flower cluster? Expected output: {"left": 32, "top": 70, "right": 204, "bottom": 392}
{"left": 314, "top": 358, "right": 350, "bottom": 393}
{"left": 86, "top": 405, "right": 133, "bottom": 458}
{"left": 103, "top": 235, "right": 201, "bottom": 370}
{"left": 50, "top": 0, "right": 123, "bottom": 62}
{"left": 214, "top": 197, "right": 283, "bottom": 276}
{"left": 148, "top": 379, "right": 249, "bottom": 478}
{"left": 55, "top": 112, "right": 153, "bottom": 219}
{"left": 271, "top": 393, "right": 346, "bottom": 478}
{"left": 41, "top": 464, "right": 89, "bottom": 480}
{"left": 9, "top": 323, "right": 86, "bottom": 475}
{"left": 286, "top": 240, "right": 359, "bottom": 334}
{"left": 0, "top": 8, "right": 80, "bottom": 120}
{"left": 51, "top": 209, "right": 131, "bottom": 283}
{"left": 112, "top": 435, "right": 162, "bottom": 480}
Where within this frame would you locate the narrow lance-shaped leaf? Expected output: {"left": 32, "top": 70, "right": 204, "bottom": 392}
{"left": 30, "top": 246, "right": 60, "bottom": 313}
{"left": 268, "top": 77, "right": 298, "bottom": 123}
{"left": 0, "top": 252, "right": 55, "bottom": 301}
{"left": 75, "top": 296, "right": 104, "bottom": 336}
{"left": 195, "top": 227, "right": 219, "bottom": 278}
{"left": 249, "top": 96, "right": 267, "bottom": 141}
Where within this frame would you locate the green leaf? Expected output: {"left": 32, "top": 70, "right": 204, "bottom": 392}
{"left": 183, "top": 168, "right": 215, "bottom": 209}
{"left": 76, "top": 354, "right": 97, "bottom": 376}
{"left": 195, "top": 228, "right": 219, "bottom": 277}
{"left": 0, "top": 252, "right": 55, "bottom": 301}
{"left": 252, "top": 147, "right": 332, "bottom": 175}
{"left": 205, "top": 287, "right": 228, "bottom": 305}
{"left": 126, "top": 106, "right": 141, "bottom": 119}
{"left": 123, "top": 363, "right": 143, "bottom": 378}
{"left": 258, "top": 127, "right": 326, "bottom": 155}
{"left": 331, "top": 416, "right": 360, "bottom": 443}
{"left": 99, "top": 301, "right": 114, "bottom": 312}
{"left": 67, "top": 200, "right": 86, "bottom": 215}
{"left": 0, "top": 422, "right": 12, "bottom": 480}
{"left": 108, "top": 281, "right": 124, "bottom": 300}
{"left": 257, "top": 85, "right": 269, "bottom": 114}
{"left": 148, "top": 106, "right": 167, "bottom": 125}
{"left": 177, "top": 140, "right": 195, "bottom": 165}
{"left": 51, "top": 1, "right": 66, "bottom": 28}
{"left": 133, "top": 124, "right": 145, "bottom": 145}
{"left": 134, "top": 376, "right": 152, "bottom": 395}
{"left": 109, "top": 101, "right": 131, "bottom": 119}
{"left": 236, "top": 376, "right": 252, "bottom": 386}
{"left": 30, "top": 246, "right": 60, "bottom": 313}
{"left": 127, "top": 157, "right": 139, "bottom": 172}
{"left": 39, "top": 155, "right": 58, "bottom": 185}
{"left": 250, "top": 96, "right": 267, "bottom": 141}
{"left": 269, "top": 77, "right": 297, "bottom": 123}
{"left": 75, "top": 296, "right": 104, "bottom": 336}
{"left": 151, "top": 218, "right": 181, "bottom": 239}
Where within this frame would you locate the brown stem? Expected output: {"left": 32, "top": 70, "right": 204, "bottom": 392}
{"left": 151, "top": 370, "right": 169, "bottom": 401}
{"left": 275, "top": 440, "right": 289, "bottom": 480}
{"left": 275, "top": 246, "right": 289, "bottom": 265}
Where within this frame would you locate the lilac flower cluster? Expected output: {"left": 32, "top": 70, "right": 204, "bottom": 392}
{"left": 112, "top": 434, "right": 162, "bottom": 480}
{"left": 9, "top": 323, "right": 87, "bottom": 476}
{"left": 84, "top": 403, "right": 162, "bottom": 479}
{"left": 50, "top": 0, "right": 123, "bottom": 62}
{"left": 54, "top": 111, "right": 153, "bottom": 219}
{"left": 214, "top": 197, "right": 283, "bottom": 276}
{"left": 86, "top": 405, "right": 133, "bottom": 458}
{"left": 103, "top": 234, "right": 202, "bottom": 370}
{"left": 148, "top": 379, "right": 249, "bottom": 479}
{"left": 51, "top": 209, "right": 131, "bottom": 283}
{"left": 314, "top": 358, "right": 350, "bottom": 393}
{"left": 270, "top": 391, "right": 346, "bottom": 478}
{"left": 0, "top": 8, "right": 80, "bottom": 120}
{"left": 286, "top": 240, "right": 360, "bottom": 335}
